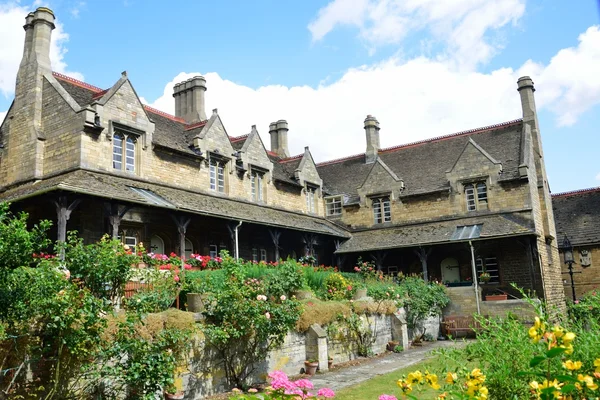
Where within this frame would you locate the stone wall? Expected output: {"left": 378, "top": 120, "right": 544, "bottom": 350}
{"left": 180, "top": 309, "right": 409, "bottom": 399}
{"left": 561, "top": 245, "right": 600, "bottom": 299}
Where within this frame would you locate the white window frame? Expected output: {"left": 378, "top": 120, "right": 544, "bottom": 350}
{"left": 209, "top": 244, "right": 218, "bottom": 259}
{"left": 372, "top": 196, "right": 391, "bottom": 224}
{"left": 252, "top": 248, "right": 258, "bottom": 262}
{"left": 124, "top": 236, "right": 137, "bottom": 247}
{"left": 476, "top": 256, "right": 499, "bottom": 284}
{"left": 113, "top": 133, "right": 136, "bottom": 173}
{"left": 209, "top": 158, "right": 226, "bottom": 193}
{"left": 251, "top": 170, "right": 264, "bottom": 202}
{"left": 260, "top": 248, "right": 267, "bottom": 262}
{"left": 465, "top": 182, "right": 488, "bottom": 212}
{"left": 326, "top": 196, "right": 342, "bottom": 216}
{"left": 305, "top": 186, "right": 316, "bottom": 214}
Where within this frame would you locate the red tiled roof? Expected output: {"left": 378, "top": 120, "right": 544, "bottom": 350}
{"left": 552, "top": 187, "right": 600, "bottom": 198}
{"left": 279, "top": 154, "right": 303, "bottom": 163}
{"left": 184, "top": 120, "right": 209, "bottom": 130}
{"left": 52, "top": 72, "right": 103, "bottom": 93}
{"left": 143, "top": 105, "right": 186, "bottom": 124}
{"left": 316, "top": 119, "right": 523, "bottom": 167}
{"left": 230, "top": 134, "right": 249, "bottom": 142}
{"left": 91, "top": 89, "right": 109, "bottom": 100}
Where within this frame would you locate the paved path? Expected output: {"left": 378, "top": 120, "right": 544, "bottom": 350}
{"left": 311, "top": 340, "right": 467, "bottom": 392}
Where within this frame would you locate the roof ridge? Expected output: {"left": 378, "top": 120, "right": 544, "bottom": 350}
{"left": 279, "top": 154, "right": 303, "bottom": 163}
{"left": 184, "top": 120, "right": 209, "bottom": 131}
{"left": 230, "top": 133, "right": 249, "bottom": 142}
{"left": 316, "top": 119, "right": 523, "bottom": 167}
{"left": 317, "top": 153, "right": 364, "bottom": 167}
{"left": 380, "top": 119, "right": 523, "bottom": 154}
{"left": 52, "top": 71, "right": 104, "bottom": 93}
{"left": 91, "top": 88, "right": 109, "bottom": 100}
{"left": 143, "top": 105, "right": 186, "bottom": 123}
{"left": 552, "top": 186, "right": 600, "bottom": 198}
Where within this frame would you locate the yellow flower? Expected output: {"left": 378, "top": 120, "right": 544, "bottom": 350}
{"left": 552, "top": 325, "right": 565, "bottom": 338}
{"left": 577, "top": 374, "right": 598, "bottom": 391}
{"left": 562, "top": 332, "right": 576, "bottom": 344}
{"left": 563, "top": 360, "right": 583, "bottom": 370}
{"left": 594, "top": 358, "right": 600, "bottom": 373}
{"left": 425, "top": 371, "right": 441, "bottom": 390}
{"left": 446, "top": 372, "right": 457, "bottom": 384}
{"left": 407, "top": 371, "right": 424, "bottom": 385}
{"left": 397, "top": 379, "right": 413, "bottom": 394}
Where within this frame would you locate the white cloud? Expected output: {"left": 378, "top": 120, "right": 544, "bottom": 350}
{"left": 0, "top": 3, "right": 83, "bottom": 99}
{"left": 144, "top": 24, "right": 600, "bottom": 163}
{"left": 308, "top": 0, "right": 525, "bottom": 69}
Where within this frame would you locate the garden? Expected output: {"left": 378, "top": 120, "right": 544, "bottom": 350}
{"left": 1, "top": 203, "right": 599, "bottom": 400}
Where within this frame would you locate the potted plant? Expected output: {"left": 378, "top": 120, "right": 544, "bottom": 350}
{"left": 485, "top": 293, "right": 508, "bottom": 301}
{"left": 304, "top": 358, "right": 319, "bottom": 376}
{"left": 479, "top": 272, "right": 491, "bottom": 283}
{"left": 184, "top": 278, "right": 210, "bottom": 313}
{"left": 163, "top": 388, "right": 184, "bottom": 400}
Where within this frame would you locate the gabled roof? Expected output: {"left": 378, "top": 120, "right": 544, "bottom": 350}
{"left": 317, "top": 119, "right": 523, "bottom": 198}
{"left": 552, "top": 187, "right": 600, "bottom": 246}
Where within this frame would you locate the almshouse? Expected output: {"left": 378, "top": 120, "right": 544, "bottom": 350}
{"left": 0, "top": 7, "right": 565, "bottom": 309}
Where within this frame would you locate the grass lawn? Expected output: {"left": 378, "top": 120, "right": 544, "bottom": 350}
{"left": 334, "top": 356, "right": 463, "bottom": 400}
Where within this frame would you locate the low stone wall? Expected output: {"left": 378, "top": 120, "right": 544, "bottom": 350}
{"left": 443, "top": 285, "right": 538, "bottom": 322}
{"left": 180, "top": 308, "right": 412, "bottom": 398}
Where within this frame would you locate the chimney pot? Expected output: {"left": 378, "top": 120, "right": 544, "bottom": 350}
{"left": 270, "top": 119, "right": 290, "bottom": 158}
{"left": 172, "top": 75, "right": 208, "bottom": 122}
{"left": 364, "top": 114, "right": 380, "bottom": 164}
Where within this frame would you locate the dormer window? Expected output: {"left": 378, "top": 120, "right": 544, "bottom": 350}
{"left": 113, "top": 134, "right": 136, "bottom": 173}
{"left": 305, "top": 185, "right": 317, "bottom": 214}
{"left": 465, "top": 182, "right": 487, "bottom": 211}
{"left": 373, "top": 196, "right": 391, "bottom": 224}
{"left": 209, "top": 158, "right": 226, "bottom": 193}
{"left": 250, "top": 170, "right": 264, "bottom": 202}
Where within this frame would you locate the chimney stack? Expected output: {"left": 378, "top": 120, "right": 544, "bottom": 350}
{"left": 173, "top": 76, "right": 207, "bottom": 123}
{"left": 269, "top": 119, "right": 289, "bottom": 158}
{"left": 364, "top": 115, "right": 380, "bottom": 163}
{"left": 29, "top": 7, "right": 55, "bottom": 70}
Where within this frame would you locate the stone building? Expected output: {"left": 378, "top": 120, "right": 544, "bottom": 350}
{"left": 0, "top": 7, "right": 565, "bottom": 308}
{"left": 553, "top": 187, "right": 600, "bottom": 299}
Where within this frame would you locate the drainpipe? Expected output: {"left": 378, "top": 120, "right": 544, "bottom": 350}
{"left": 234, "top": 221, "right": 243, "bottom": 260}
{"left": 469, "top": 240, "right": 481, "bottom": 315}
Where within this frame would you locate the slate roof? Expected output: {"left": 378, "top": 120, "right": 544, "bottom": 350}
{"left": 317, "top": 120, "right": 524, "bottom": 199}
{"left": 335, "top": 211, "right": 535, "bottom": 253}
{"left": 0, "top": 170, "right": 349, "bottom": 238}
{"left": 552, "top": 187, "right": 600, "bottom": 247}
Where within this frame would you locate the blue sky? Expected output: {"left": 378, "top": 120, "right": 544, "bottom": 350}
{"left": 1, "top": 0, "right": 599, "bottom": 193}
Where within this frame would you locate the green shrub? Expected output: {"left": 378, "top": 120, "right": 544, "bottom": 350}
{"left": 399, "top": 276, "right": 449, "bottom": 329}
{"left": 303, "top": 266, "right": 331, "bottom": 293}
{"left": 569, "top": 289, "right": 600, "bottom": 322}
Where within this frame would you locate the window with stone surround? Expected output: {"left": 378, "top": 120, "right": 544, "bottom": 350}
{"left": 250, "top": 170, "right": 264, "bottom": 202}
{"left": 476, "top": 256, "right": 499, "bottom": 284}
{"left": 209, "top": 158, "right": 226, "bottom": 193}
{"left": 326, "top": 196, "right": 342, "bottom": 216}
{"left": 465, "top": 182, "right": 487, "bottom": 211}
{"left": 305, "top": 185, "right": 317, "bottom": 214}
{"left": 252, "top": 248, "right": 258, "bottom": 262}
{"left": 372, "top": 196, "right": 391, "bottom": 224}
{"left": 113, "top": 134, "right": 136, "bottom": 173}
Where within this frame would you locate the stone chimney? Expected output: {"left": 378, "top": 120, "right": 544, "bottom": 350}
{"left": 269, "top": 119, "right": 289, "bottom": 158}
{"left": 16, "top": 7, "right": 54, "bottom": 89}
{"left": 364, "top": 115, "right": 380, "bottom": 164}
{"left": 173, "top": 76, "right": 207, "bottom": 123}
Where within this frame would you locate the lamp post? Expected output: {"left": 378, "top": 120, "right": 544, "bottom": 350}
{"left": 562, "top": 235, "right": 577, "bottom": 301}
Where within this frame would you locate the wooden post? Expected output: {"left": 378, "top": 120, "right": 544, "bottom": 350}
{"left": 371, "top": 250, "right": 388, "bottom": 271}
{"left": 53, "top": 196, "right": 81, "bottom": 259}
{"left": 334, "top": 240, "right": 347, "bottom": 269}
{"left": 104, "top": 203, "right": 133, "bottom": 239}
{"left": 269, "top": 229, "right": 282, "bottom": 261}
{"left": 171, "top": 215, "right": 191, "bottom": 258}
{"left": 414, "top": 247, "right": 432, "bottom": 282}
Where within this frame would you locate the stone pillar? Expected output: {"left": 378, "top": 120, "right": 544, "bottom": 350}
{"left": 306, "top": 324, "right": 328, "bottom": 372}
{"left": 391, "top": 308, "right": 409, "bottom": 350}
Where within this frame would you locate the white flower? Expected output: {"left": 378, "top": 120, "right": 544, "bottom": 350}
{"left": 265, "top": 312, "right": 271, "bottom": 319}
{"left": 280, "top": 295, "right": 286, "bottom": 301}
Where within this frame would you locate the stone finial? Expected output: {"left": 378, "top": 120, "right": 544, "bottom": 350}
{"left": 364, "top": 114, "right": 380, "bottom": 164}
